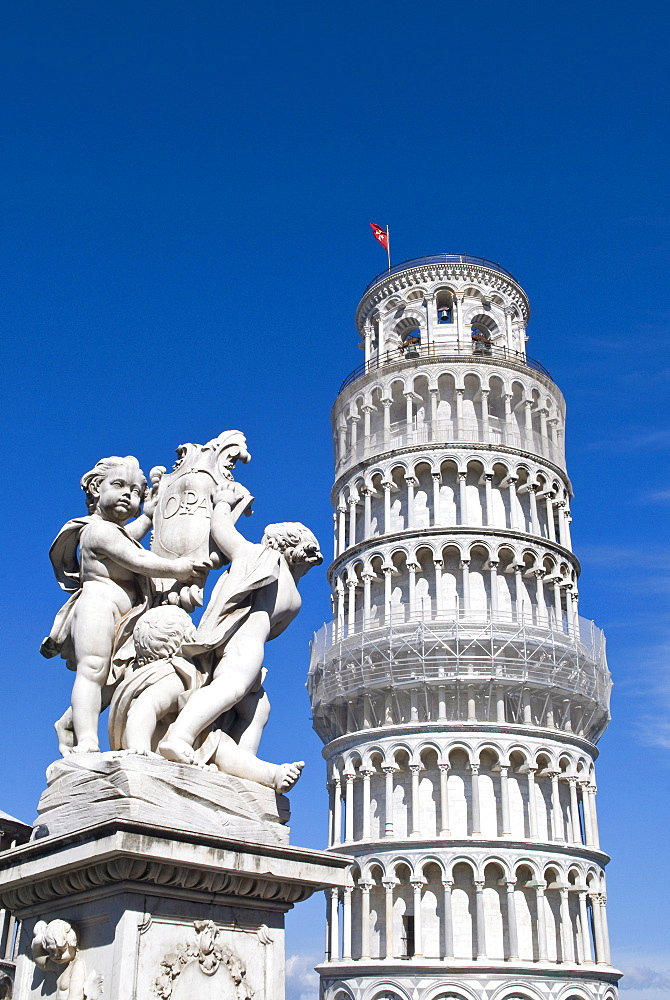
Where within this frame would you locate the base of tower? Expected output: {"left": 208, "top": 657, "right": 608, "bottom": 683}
{"left": 318, "top": 960, "right": 622, "bottom": 1000}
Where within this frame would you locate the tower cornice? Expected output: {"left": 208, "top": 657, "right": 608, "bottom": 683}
{"left": 355, "top": 257, "right": 531, "bottom": 330}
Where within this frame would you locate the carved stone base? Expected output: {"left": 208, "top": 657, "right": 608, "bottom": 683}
{"left": 0, "top": 759, "right": 348, "bottom": 1000}
{"left": 35, "top": 751, "right": 291, "bottom": 846}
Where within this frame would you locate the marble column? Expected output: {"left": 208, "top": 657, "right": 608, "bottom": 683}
{"left": 458, "top": 471, "right": 468, "bottom": 524}
{"left": 484, "top": 473, "right": 494, "bottom": 526}
{"left": 347, "top": 497, "right": 358, "bottom": 549}
{"left": 550, "top": 771, "right": 564, "bottom": 841}
{"left": 344, "top": 772, "right": 355, "bottom": 842}
{"left": 362, "top": 404, "right": 373, "bottom": 456}
{"left": 470, "top": 763, "right": 482, "bottom": 836}
{"left": 332, "top": 775, "right": 342, "bottom": 845}
{"left": 382, "top": 879, "right": 396, "bottom": 960}
{"left": 338, "top": 504, "right": 347, "bottom": 555}
{"left": 505, "top": 880, "right": 519, "bottom": 960}
{"left": 591, "top": 893, "right": 606, "bottom": 965}
{"left": 529, "top": 485, "right": 540, "bottom": 534}
{"left": 348, "top": 415, "right": 360, "bottom": 462}
{"left": 524, "top": 399, "right": 534, "bottom": 450}
{"left": 514, "top": 564, "right": 525, "bottom": 621}
{"left": 560, "top": 886, "right": 574, "bottom": 963}
{"left": 601, "top": 894, "right": 612, "bottom": 965}
{"left": 382, "top": 480, "right": 393, "bottom": 534}
{"left": 404, "top": 391, "right": 415, "bottom": 446}
{"left": 363, "top": 324, "right": 372, "bottom": 365}
{"left": 495, "top": 683, "right": 506, "bottom": 723}
{"left": 474, "top": 880, "right": 486, "bottom": 959}
{"left": 361, "top": 769, "right": 373, "bottom": 840}
{"left": 407, "top": 561, "right": 418, "bottom": 618}
{"left": 442, "top": 879, "right": 454, "bottom": 959}
{"left": 430, "top": 388, "right": 439, "bottom": 441}
{"left": 405, "top": 475, "right": 417, "bottom": 530}
{"left": 359, "top": 882, "right": 372, "bottom": 960}
{"left": 433, "top": 558, "right": 444, "bottom": 615}
{"left": 568, "top": 777, "right": 582, "bottom": 844}
{"left": 500, "top": 765, "right": 511, "bottom": 836}
{"left": 361, "top": 487, "right": 372, "bottom": 538}
{"left": 362, "top": 572, "right": 372, "bottom": 627}
{"left": 578, "top": 889, "right": 593, "bottom": 963}
{"left": 535, "top": 569, "right": 547, "bottom": 624}
{"left": 507, "top": 477, "right": 519, "bottom": 531}
{"left": 581, "top": 782, "right": 594, "bottom": 846}
{"left": 527, "top": 767, "right": 539, "bottom": 839}
{"left": 329, "top": 888, "right": 339, "bottom": 960}
{"left": 383, "top": 765, "right": 395, "bottom": 837}
{"left": 342, "top": 886, "right": 353, "bottom": 960}
{"left": 432, "top": 471, "right": 442, "bottom": 525}
{"left": 411, "top": 879, "right": 425, "bottom": 957}
{"left": 535, "top": 885, "right": 548, "bottom": 961}
{"left": 410, "top": 764, "right": 422, "bottom": 837}
{"left": 563, "top": 508, "right": 573, "bottom": 549}
{"left": 455, "top": 388, "right": 464, "bottom": 439}
{"left": 346, "top": 580, "right": 357, "bottom": 636}
{"left": 439, "top": 764, "right": 451, "bottom": 836}
{"left": 503, "top": 393, "right": 513, "bottom": 444}
{"left": 466, "top": 684, "right": 476, "bottom": 723}
{"left": 545, "top": 495, "right": 556, "bottom": 542}
{"left": 461, "top": 558, "right": 471, "bottom": 614}
{"left": 481, "top": 389, "right": 490, "bottom": 443}
{"left": 383, "top": 565, "right": 393, "bottom": 625}
{"left": 489, "top": 560, "right": 499, "bottom": 616}
{"left": 382, "top": 398, "right": 392, "bottom": 451}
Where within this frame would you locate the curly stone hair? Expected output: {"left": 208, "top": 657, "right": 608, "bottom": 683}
{"left": 261, "top": 522, "right": 322, "bottom": 565}
{"left": 80, "top": 456, "right": 147, "bottom": 514}
{"left": 133, "top": 606, "right": 196, "bottom": 665}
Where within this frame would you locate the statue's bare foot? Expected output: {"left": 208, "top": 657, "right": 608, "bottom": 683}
{"left": 54, "top": 712, "right": 74, "bottom": 757}
{"left": 71, "top": 739, "right": 100, "bottom": 754}
{"left": 158, "top": 736, "right": 196, "bottom": 765}
{"left": 274, "top": 761, "right": 304, "bottom": 793}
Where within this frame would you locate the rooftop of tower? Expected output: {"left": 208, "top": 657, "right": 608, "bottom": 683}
{"left": 361, "top": 253, "right": 520, "bottom": 296}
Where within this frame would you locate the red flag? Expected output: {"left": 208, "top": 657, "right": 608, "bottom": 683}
{"left": 369, "top": 222, "right": 389, "bottom": 250}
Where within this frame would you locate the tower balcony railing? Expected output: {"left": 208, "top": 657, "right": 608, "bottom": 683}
{"left": 308, "top": 608, "right": 611, "bottom": 717}
{"left": 338, "top": 342, "right": 552, "bottom": 395}
{"left": 335, "top": 414, "right": 565, "bottom": 476}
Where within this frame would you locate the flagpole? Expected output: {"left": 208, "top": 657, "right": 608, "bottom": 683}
{"left": 386, "top": 225, "right": 391, "bottom": 271}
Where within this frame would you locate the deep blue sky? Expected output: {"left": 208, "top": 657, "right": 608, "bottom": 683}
{"left": 1, "top": 3, "right": 669, "bottom": 998}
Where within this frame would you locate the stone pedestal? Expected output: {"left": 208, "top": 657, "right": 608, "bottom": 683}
{"left": 0, "top": 754, "right": 348, "bottom": 1000}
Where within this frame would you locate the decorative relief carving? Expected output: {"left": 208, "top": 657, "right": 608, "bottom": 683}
{"left": 153, "top": 920, "right": 253, "bottom": 1000}
{"left": 31, "top": 919, "right": 103, "bottom": 1000}
{"left": 0, "top": 855, "right": 313, "bottom": 911}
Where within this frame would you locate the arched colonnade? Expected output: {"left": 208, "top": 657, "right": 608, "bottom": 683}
{"left": 327, "top": 743, "right": 599, "bottom": 850}
{"left": 332, "top": 540, "right": 579, "bottom": 638}
{"left": 326, "top": 857, "right": 610, "bottom": 967}
{"left": 334, "top": 457, "right": 572, "bottom": 557}
{"left": 334, "top": 369, "right": 565, "bottom": 474}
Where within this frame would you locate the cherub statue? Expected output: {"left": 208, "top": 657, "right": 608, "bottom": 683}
{"left": 31, "top": 919, "right": 103, "bottom": 1000}
{"left": 109, "top": 606, "right": 304, "bottom": 791}
{"left": 41, "top": 456, "right": 208, "bottom": 754}
{"left": 158, "top": 482, "right": 322, "bottom": 769}
{"left": 107, "top": 605, "right": 204, "bottom": 753}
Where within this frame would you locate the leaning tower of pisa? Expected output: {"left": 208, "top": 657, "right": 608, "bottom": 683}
{"left": 307, "top": 254, "right": 621, "bottom": 1000}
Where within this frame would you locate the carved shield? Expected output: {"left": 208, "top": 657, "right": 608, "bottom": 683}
{"left": 150, "top": 432, "right": 251, "bottom": 605}
{"left": 153, "top": 468, "right": 214, "bottom": 563}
